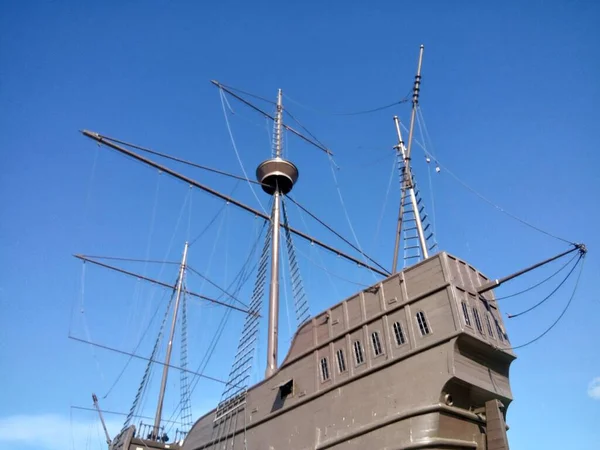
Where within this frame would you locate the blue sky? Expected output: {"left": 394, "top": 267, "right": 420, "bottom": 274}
{"left": 1, "top": 1, "right": 599, "bottom": 449}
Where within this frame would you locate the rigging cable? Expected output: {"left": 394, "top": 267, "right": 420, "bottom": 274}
{"left": 493, "top": 252, "right": 579, "bottom": 301}
{"left": 282, "top": 90, "right": 411, "bottom": 116}
{"left": 163, "top": 219, "right": 268, "bottom": 431}
{"left": 284, "top": 195, "right": 389, "bottom": 275}
{"left": 78, "top": 262, "right": 105, "bottom": 384}
{"left": 416, "top": 107, "right": 438, "bottom": 241}
{"left": 500, "top": 254, "right": 586, "bottom": 351}
{"left": 329, "top": 151, "right": 377, "bottom": 283}
{"left": 371, "top": 154, "right": 397, "bottom": 252}
{"left": 292, "top": 196, "right": 343, "bottom": 299}
{"left": 102, "top": 288, "right": 171, "bottom": 399}
{"left": 506, "top": 253, "right": 583, "bottom": 319}
{"left": 401, "top": 117, "right": 575, "bottom": 246}
{"left": 219, "top": 88, "right": 268, "bottom": 215}
{"left": 98, "top": 134, "right": 263, "bottom": 187}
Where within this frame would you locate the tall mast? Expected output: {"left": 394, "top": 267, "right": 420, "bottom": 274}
{"left": 256, "top": 89, "right": 298, "bottom": 378}
{"left": 153, "top": 241, "right": 189, "bottom": 438}
{"left": 392, "top": 45, "right": 428, "bottom": 272}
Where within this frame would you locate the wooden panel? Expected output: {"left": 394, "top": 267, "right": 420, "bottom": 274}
{"left": 404, "top": 256, "right": 445, "bottom": 299}
{"left": 284, "top": 320, "right": 314, "bottom": 362}
{"left": 346, "top": 295, "right": 362, "bottom": 328}
{"left": 315, "top": 313, "right": 330, "bottom": 346}
{"left": 329, "top": 304, "right": 346, "bottom": 337}
{"left": 363, "top": 287, "right": 382, "bottom": 319}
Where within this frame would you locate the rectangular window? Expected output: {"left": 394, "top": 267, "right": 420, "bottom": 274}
{"left": 461, "top": 301, "right": 472, "bottom": 326}
{"left": 353, "top": 340, "right": 364, "bottom": 365}
{"left": 416, "top": 311, "right": 431, "bottom": 336}
{"left": 496, "top": 322, "right": 505, "bottom": 342}
{"left": 320, "top": 357, "right": 330, "bottom": 381}
{"left": 472, "top": 307, "right": 483, "bottom": 334}
{"left": 393, "top": 321, "right": 406, "bottom": 345}
{"left": 336, "top": 349, "right": 347, "bottom": 373}
{"left": 371, "top": 331, "right": 383, "bottom": 356}
{"left": 485, "top": 312, "right": 494, "bottom": 337}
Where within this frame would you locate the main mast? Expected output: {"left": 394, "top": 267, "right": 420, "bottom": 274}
{"left": 392, "top": 45, "right": 428, "bottom": 272}
{"left": 153, "top": 241, "right": 189, "bottom": 438}
{"left": 256, "top": 89, "right": 298, "bottom": 378}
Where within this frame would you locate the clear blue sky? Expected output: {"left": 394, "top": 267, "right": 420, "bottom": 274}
{"left": 1, "top": 1, "right": 599, "bottom": 449}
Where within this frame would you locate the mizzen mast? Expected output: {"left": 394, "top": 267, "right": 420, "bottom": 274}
{"left": 392, "top": 45, "right": 429, "bottom": 272}
{"left": 153, "top": 241, "right": 189, "bottom": 438}
{"left": 256, "top": 89, "right": 299, "bottom": 378}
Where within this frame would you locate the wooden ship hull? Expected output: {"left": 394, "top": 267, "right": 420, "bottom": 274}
{"left": 112, "top": 252, "right": 514, "bottom": 450}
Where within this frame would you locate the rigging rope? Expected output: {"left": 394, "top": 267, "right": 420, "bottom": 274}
{"left": 371, "top": 155, "right": 397, "bottom": 252}
{"left": 281, "top": 198, "right": 311, "bottom": 326}
{"left": 493, "top": 252, "right": 579, "bottom": 301}
{"left": 122, "top": 288, "right": 177, "bottom": 431}
{"left": 102, "top": 288, "right": 171, "bottom": 399}
{"left": 506, "top": 253, "right": 583, "bottom": 319}
{"left": 500, "top": 254, "right": 586, "bottom": 351}
{"left": 284, "top": 195, "right": 389, "bottom": 275}
{"left": 416, "top": 107, "right": 438, "bottom": 242}
{"left": 404, "top": 114, "right": 574, "bottom": 246}
{"left": 282, "top": 91, "right": 411, "bottom": 116}
{"left": 220, "top": 88, "right": 269, "bottom": 215}
{"left": 163, "top": 220, "right": 267, "bottom": 432}
{"left": 98, "top": 135, "right": 262, "bottom": 187}
{"left": 326, "top": 151, "right": 378, "bottom": 283}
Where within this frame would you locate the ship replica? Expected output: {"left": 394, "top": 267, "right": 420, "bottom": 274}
{"left": 74, "top": 46, "right": 586, "bottom": 450}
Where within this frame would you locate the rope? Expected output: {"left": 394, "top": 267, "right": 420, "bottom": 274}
{"left": 284, "top": 194, "right": 389, "bottom": 275}
{"left": 416, "top": 107, "right": 438, "bottom": 241}
{"left": 372, "top": 155, "right": 397, "bottom": 252}
{"left": 283, "top": 91, "right": 411, "bottom": 116}
{"left": 500, "top": 255, "right": 586, "bottom": 351}
{"left": 327, "top": 152, "right": 378, "bottom": 283}
{"left": 506, "top": 254, "right": 582, "bottom": 319}
{"left": 98, "top": 134, "right": 262, "bottom": 186}
{"left": 102, "top": 288, "right": 170, "bottom": 399}
{"left": 219, "top": 88, "right": 268, "bottom": 215}
{"left": 404, "top": 115, "right": 574, "bottom": 246}
{"left": 493, "top": 252, "right": 579, "bottom": 300}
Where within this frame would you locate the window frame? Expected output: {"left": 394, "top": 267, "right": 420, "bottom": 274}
{"left": 320, "top": 356, "right": 330, "bottom": 382}
{"left": 392, "top": 321, "right": 406, "bottom": 346}
{"left": 416, "top": 311, "right": 431, "bottom": 336}
{"left": 336, "top": 348, "right": 347, "bottom": 373}
{"left": 353, "top": 340, "right": 365, "bottom": 366}
{"left": 371, "top": 331, "right": 383, "bottom": 357}
{"left": 472, "top": 307, "right": 484, "bottom": 334}
{"left": 461, "top": 301, "right": 472, "bottom": 327}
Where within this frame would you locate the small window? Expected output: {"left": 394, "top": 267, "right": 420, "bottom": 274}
{"left": 416, "top": 311, "right": 431, "bottom": 336}
{"left": 353, "top": 340, "right": 364, "bottom": 365}
{"left": 336, "top": 349, "right": 347, "bottom": 373}
{"left": 320, "top": 357, "right": 330, "bottom": 381}
{"left": 392, "top": 321, "right": 406, "bottom": 345}
{"left": 485, "top": 313, "right": 494, "bottom": 337}
{"left": 495, "top": 322, "right": 505, "bottom": 342}
{"left": 461, "top": 301, "right": 471, "bottom": 327}
{"left": 472, "top": 307, "right": 483, "bottom": 334}
{"left": 371, "top": 331, "right": 383, "bottom": 356}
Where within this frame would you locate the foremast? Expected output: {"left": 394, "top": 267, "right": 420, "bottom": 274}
{"left": 153, "top": 241, "right": 189, "bottom": 439}
{"left": 392, "top": 45, "right": 433, "bottom": 272}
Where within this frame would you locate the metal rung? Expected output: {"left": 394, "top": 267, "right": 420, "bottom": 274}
{"left": 420, "top": 214, "right": 428, "bottom": 222}
{"left": 423, "top": 223, "right": 431, "bottom": 232}
{"left": 405, "top": 245, "right": 421, "bottom": 250}
{"left": 429, "top": 243, "right": 438, "bottom": 250}
{"left": 426, "top": 233, "right": 433, "bottom": 240}
{"left": 404, "top": 227, "right": 418, "bottom": 232}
